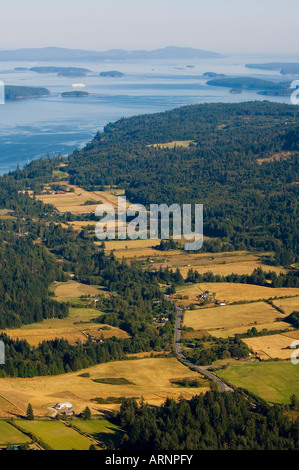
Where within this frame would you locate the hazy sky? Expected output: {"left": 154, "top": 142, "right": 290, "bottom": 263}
{"left": 0, "top": 0, "right": 298, "bottom": 54}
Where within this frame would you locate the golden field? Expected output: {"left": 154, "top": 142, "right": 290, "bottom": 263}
{"left": 176, "top": 283, "right": 299, "bottom": 305}
{"left": 51, "top": 280, "right": 104, "bottom": 302}
{"left": 148, "top": 140, "right": 196, "bottom": 149}
{"left": 0, "top": 358, "right": 209, "bottom": 417}
{"left": 273, "top": 296, "right": 299, "bottom": 315}
{"left": 0, "top": 308, "right": 129, "bottom": 347}
{"left": 183, "top": 301, "right": 284, "bottom": 332}
{"left": 208, "top": 321, "right": 293, "bottom": 339}
{"left": 35, "top": 185, "right": 125, "bottom": 214}
{"left": 243, "top": 332, "right": 299, "bottom": 360}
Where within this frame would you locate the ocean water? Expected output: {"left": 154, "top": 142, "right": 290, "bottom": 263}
{"left": 0, "top": 55, "right": 295, "bottom": 174}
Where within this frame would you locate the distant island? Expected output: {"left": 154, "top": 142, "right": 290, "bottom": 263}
{"left": 2, "top": 46, "right": 225, "bottom": 62}
{"left": 203, "top": 72, "right": 226, "bottom": 78}
{"left": 99, "top": 71, "right": 125, "bottom": 78}
{"left": 61, "top": 91, "right": 91, "bottom": 97}
{"left": 207, "top": 77, "right": 292, "bottom": 96}
{"left": 5, "top": 85, "right": 50, "bottom": 100}
{"left": 57, "top": 72, "right": 87, "bottom": 78}
{"left": 245, "top": 63, "right": 299, "bottom": 76}
{"left": 27, "top": 66, "right": 91, "bottom": 74}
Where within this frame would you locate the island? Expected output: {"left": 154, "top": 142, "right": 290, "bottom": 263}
{"left": 61, "top": 91, "right": 91, "bottom": 97}
{"left": 99, "top": 71, "right": 125, "bottom": 78}
{"left": 30, "top": 66, "right": 91, "bottom": 75}
{"left": 5, "top": 85, "right": 50, "bottom": 100}
{"left": 206, "top": 77, "right": 292, "bottom": 96}
{"left": 57, "top": 72, "right": 87, "bottom": 78}
{"left": 203, "top": 72, "right": 226, "bottom": 78}
{"left": 245, "top": 63, "right": 299, "bottom": 76}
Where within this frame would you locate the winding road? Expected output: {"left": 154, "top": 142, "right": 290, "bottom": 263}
{"left": 171, "top": 299, "right": 233, "bottom": 392}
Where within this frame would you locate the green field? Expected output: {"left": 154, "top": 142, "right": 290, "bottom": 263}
{"left": 72, "top": 419, "right": 123, "bottom": 447}
{"left": 16, "top": 420, "right": 93, "bottom": 450}
{"left": 0, "top": 421, "right": 31, "bottom": 446}
{"left": 216, "top": 362, "right": 299, "bottom": 404}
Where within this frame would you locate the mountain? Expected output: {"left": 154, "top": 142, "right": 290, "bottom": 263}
{"left": 0, "top": 46, "right": 225, "bottom": 62}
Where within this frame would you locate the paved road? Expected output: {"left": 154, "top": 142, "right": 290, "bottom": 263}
{"left": 172, "top": 300, "right": 233, "bottom": 393}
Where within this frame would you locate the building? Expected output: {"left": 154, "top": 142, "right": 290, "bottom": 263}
{"left": 54, "top": 402, "right": 73, "bottom": 410}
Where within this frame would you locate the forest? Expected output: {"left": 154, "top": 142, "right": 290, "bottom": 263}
{"left": 118, "top": 391, "right": 299, "bottom": 450}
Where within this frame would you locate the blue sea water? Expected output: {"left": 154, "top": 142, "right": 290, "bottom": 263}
{"left": 0, "top": 55, "right": 295, "bottom": 175}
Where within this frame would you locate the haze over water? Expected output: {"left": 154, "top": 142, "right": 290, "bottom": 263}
{"left": 0, "top": 55, "right": 294, "bottom": 175}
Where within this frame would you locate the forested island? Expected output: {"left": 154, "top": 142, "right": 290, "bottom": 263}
{"left": 246, "top": 62, "right": 299, "bottom": 75}
{"left": 5, "top": 85, "right": 50, "bottom": 100}
{"left": 203, "top": 72, "right": 226, "bottom": 78}
{"left": 61, "top": 91, "right": 91, "bottom": 97}
{"left": 207, "top": 77, "right": 292, "bottom": 96}
{"left": 29, "top": 66, "right": 91, "bottom": 74}
{"left": 99, "top": 71, "right": 125, "bottom": 77}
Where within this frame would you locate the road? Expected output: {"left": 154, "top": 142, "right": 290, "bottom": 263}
{"left": 171, "top": 299, "right": 233, "bottom": 393}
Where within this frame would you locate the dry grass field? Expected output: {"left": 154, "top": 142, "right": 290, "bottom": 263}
{"left": 0, "top": 308, "right": 129, "bottom": 346}
{"left": 35, "top": 184, "right": 126, "bottom": 214}
{"left": 148, "top": 140, "right": 196, "bottom": 149}
{"left": 208, "top": 321, "right": 293, "bottom": 338}
{"left": 272, "top": 296, "right": 299, "bottom": 315}
{"left": 243, "top": 334, "right": 297, "bottom": 360}
{"left": 183, "top": 301, "right": 284, "bottom": 332}
{"left": 176, "top": 283, "right": 299, "bottom": 305}
{"left": 0, "top": 358, "right": 209, "bottom": 417}
{"left": 52, "top": 280, "right": 103, "bottom": 302}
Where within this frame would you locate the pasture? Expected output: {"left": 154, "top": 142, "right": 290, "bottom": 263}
{"left": 183, "top": 301, "right": 284, "bottom": 332}
{"left": 244, "top": 329, "right": 299, "bottom": 360}
{"left": 0, "top": 308, "right": 129, "bottom": 346}
{"left": 16, "top": 420, "right": 93, "bottom": 450}
{"left": 0, "top": 421, "right": 30, "bottom": 446}
{"left": 35, "top": 184, "right": 125, "bottom": 214}
{"left": 216, "top": 362, "right": 299, "bottom": 404}
{"left": 149, "top": 140, "right": 196, "bottom": 149}
{"left": 272, "top": 296, "right": 299, "bottom": 315}
{"left": 72, "top": 419, "right": 123, "bottom": 447}
{"left": 52, "top": 280, "right": 103, "bottom": 302}
{"left": 244, "top": 334, "right": 295, "bottom": 360}
{"left": 176, "top": 283, "right": 299, "bottom": 305}
{"left": 0, "top": 358, "right": 209, "bottom": 417}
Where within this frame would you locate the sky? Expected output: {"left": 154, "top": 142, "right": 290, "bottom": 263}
{"left": 0, "top": 0, "right": 298, "bottom": 55}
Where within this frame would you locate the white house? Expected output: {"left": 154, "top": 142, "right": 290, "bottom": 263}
{"left": 54, "top": 402, "right": 73, "bottom": 410}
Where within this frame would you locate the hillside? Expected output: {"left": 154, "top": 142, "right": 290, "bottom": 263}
{"left": 55, "top": 101, "right": 299, "bottom": 264}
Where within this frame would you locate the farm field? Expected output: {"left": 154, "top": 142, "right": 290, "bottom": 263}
{"left": 15, "top": 420, "right": 93, "bottom": 450}
{"left": 175, "top": 283, "right": 299, "bottom": 305}
{"left": 0, "top": 308, "right": 129, "bottom": 346}
{"left": 216, "top": 363, "right": 299, "bottom": 404}
{"left": 72, "top": 419, "right": 123, "bottom": 447}
{"left": 208, "top": 321, "right": 293, "bottom": 339}
{"left": 0, "top": 358, "right": 209, "bottom": 417}
{"left": 244, "top": 330, "right": 299, "bottom": 360}
{"left": 51, "top": 280, "right": 104, "bottom": 302}
{"left": 0, "top": 421, "right": 31, "bottom": 447}
{"left": 148, "top": 140, "right": 196, "bottom": 148}
{"left": 35, "top": 184, "right": 125, "bottom": 214}
{"left": 183, "top": 301, "right": 285, "bottom": 332}
{"left": 272, "top": 296, "right": 299, "bottom": 315}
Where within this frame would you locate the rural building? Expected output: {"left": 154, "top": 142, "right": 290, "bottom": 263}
{"left": 54, "top": 402, "right": 73, "bottom": 410}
